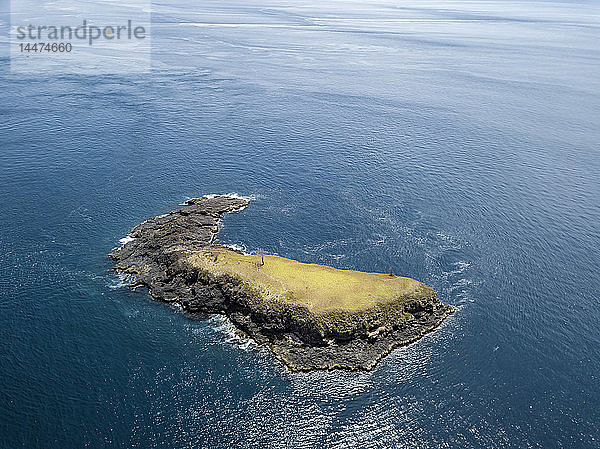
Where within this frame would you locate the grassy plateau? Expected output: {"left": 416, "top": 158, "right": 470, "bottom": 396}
{"left": 188, "top": 248, "right": 422, "bottom": 315}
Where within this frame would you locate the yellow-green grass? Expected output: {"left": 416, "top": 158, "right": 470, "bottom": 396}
{"left": 187, "top": 249, "right": 422, "bottom": 314}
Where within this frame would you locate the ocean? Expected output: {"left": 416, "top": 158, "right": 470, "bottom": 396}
{"left": 1, "top": 0, "right": 599, "bottom": 447}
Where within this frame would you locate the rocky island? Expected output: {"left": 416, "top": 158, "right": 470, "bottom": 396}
{"left": 110, "top": 196, "right": 455, "bottom": 371}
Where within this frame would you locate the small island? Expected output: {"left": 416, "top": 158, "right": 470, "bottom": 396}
{"left": 110, "top": 196, "right": 455, "bottom": 371}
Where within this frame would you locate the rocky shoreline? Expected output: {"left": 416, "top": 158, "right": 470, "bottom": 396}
{"left": 109, "top": 196, "right": 455, "bottom": 371}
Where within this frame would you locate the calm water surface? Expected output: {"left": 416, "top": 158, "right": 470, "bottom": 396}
{"left": 1, "top": 1, "right": 599, "bottom": 447}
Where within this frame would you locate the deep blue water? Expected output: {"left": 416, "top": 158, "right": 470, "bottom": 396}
{"left": 1, "top": 1, "right": 599, "bottom": 447}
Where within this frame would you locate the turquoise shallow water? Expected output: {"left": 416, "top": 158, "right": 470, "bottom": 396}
{"left": 1, "top": 1, "right": 599, "bottom": 447}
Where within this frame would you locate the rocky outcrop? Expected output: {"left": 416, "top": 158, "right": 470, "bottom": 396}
{"left": 109, "top": 196, "right": 455, "bottom": 371}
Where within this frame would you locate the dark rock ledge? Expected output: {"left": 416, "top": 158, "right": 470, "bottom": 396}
{"left": 109, "top": 196, "right": 455, "bottom": 371}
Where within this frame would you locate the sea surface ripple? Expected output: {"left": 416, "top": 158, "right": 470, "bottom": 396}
{"left": 1, "top": 1, "right": 599, "bottom": 447}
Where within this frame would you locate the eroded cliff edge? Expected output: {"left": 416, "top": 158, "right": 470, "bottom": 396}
{"left": 109, "top": 196, "right": 455, "bottom": 371}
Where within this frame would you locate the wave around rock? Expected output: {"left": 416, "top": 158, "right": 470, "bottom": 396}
{"left": 109, "top": 196, "right": 455, "bottom": 371}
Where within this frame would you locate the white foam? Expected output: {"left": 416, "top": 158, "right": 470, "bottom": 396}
{"left": 210, "top": 315, "right": 257, "bottom": 351}
{"left": 108, "top": 273, "right": 133, "bottom": 290}
{"left": 223, "top": 243, "right": 248, "bottom": 254}
{"left": 119, "top": 236, "right": 135, "bottom": 245}
{"left": 233, "top": 204, "right": 248, "bottom": 212}
{"left": 180, "top": 193, "right": 256, "bottom": 207}
{"left": 203, "top": 192, "right": 257, "bottom": 201}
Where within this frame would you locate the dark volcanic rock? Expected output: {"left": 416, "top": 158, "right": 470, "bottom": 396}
{"left": 110, "top": 195, "right": 455, "bottom": 372}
